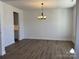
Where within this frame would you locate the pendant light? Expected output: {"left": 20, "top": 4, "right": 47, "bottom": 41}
{"left": 38, "top": 3, "right": 47, "bottom": 20}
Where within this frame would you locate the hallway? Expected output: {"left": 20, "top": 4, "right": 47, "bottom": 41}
{"left": 2, "top": 39, "right": 74, "bottom": 59}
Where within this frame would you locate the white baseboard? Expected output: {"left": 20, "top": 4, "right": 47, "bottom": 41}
{"left": 0, "top": 48, "right": 6, "bottom": 56}
{"left": 1, "top": 50, "right": 6, "bottom": 56}
{"left": 24, "top": 37, "right": 72, "bottom": 41}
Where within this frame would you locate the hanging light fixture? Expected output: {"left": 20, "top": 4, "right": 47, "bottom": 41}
{"left": 38, "top": 3, "right": 47, "bottom": 20}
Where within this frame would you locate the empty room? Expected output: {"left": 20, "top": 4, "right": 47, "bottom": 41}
{"left": 0, "top": 0, "right": 79, "bottom": 59}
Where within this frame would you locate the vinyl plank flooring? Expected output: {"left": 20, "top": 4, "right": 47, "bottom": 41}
{"left": 1, "top": 39, "right": 75, "bottom": 59}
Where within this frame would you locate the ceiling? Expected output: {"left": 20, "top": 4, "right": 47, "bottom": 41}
{"left": 1, "top": 0, "right": 76, "bottom": 10}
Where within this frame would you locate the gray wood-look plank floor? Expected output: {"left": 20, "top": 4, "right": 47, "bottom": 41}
{"left": 1, "top": 39, "right": 75, "bottom": 59}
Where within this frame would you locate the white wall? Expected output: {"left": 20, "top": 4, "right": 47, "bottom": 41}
{"left": 2, "top": 2, "right": 24, "bottom": 47}
{"left": 75, "top": 0, "right": 79, "bottom": 58}
{"left": 0, "top": 1, "right": 6, "bottom": 56}
{"left": 72, "top": 6, "right": 76, "bottom": 44}
{"left": 23, "top": 8, "right": 73, "bottom": 41}
{"left": 0, "top": 1, "right": 24, "bottom": 55}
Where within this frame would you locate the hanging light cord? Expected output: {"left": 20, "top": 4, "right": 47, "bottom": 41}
{"left": 41, "top": 3, "right": 44, "bottom": 16}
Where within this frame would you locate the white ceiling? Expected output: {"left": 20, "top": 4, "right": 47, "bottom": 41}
{"left": 1, "top": 0, "right": 76, "bottom": 10}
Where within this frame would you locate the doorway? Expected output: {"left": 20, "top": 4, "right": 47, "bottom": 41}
{"left": 13, "top": 12, "right": 19, "bottom": 42}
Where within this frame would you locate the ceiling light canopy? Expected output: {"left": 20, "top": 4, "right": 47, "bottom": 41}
{"left": 2, "top": 0, "right": 76, "bottom": 9}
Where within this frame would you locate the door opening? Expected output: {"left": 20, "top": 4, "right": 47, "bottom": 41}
{"left": 13, "top": 12, "right": 19, "bottom": 42}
